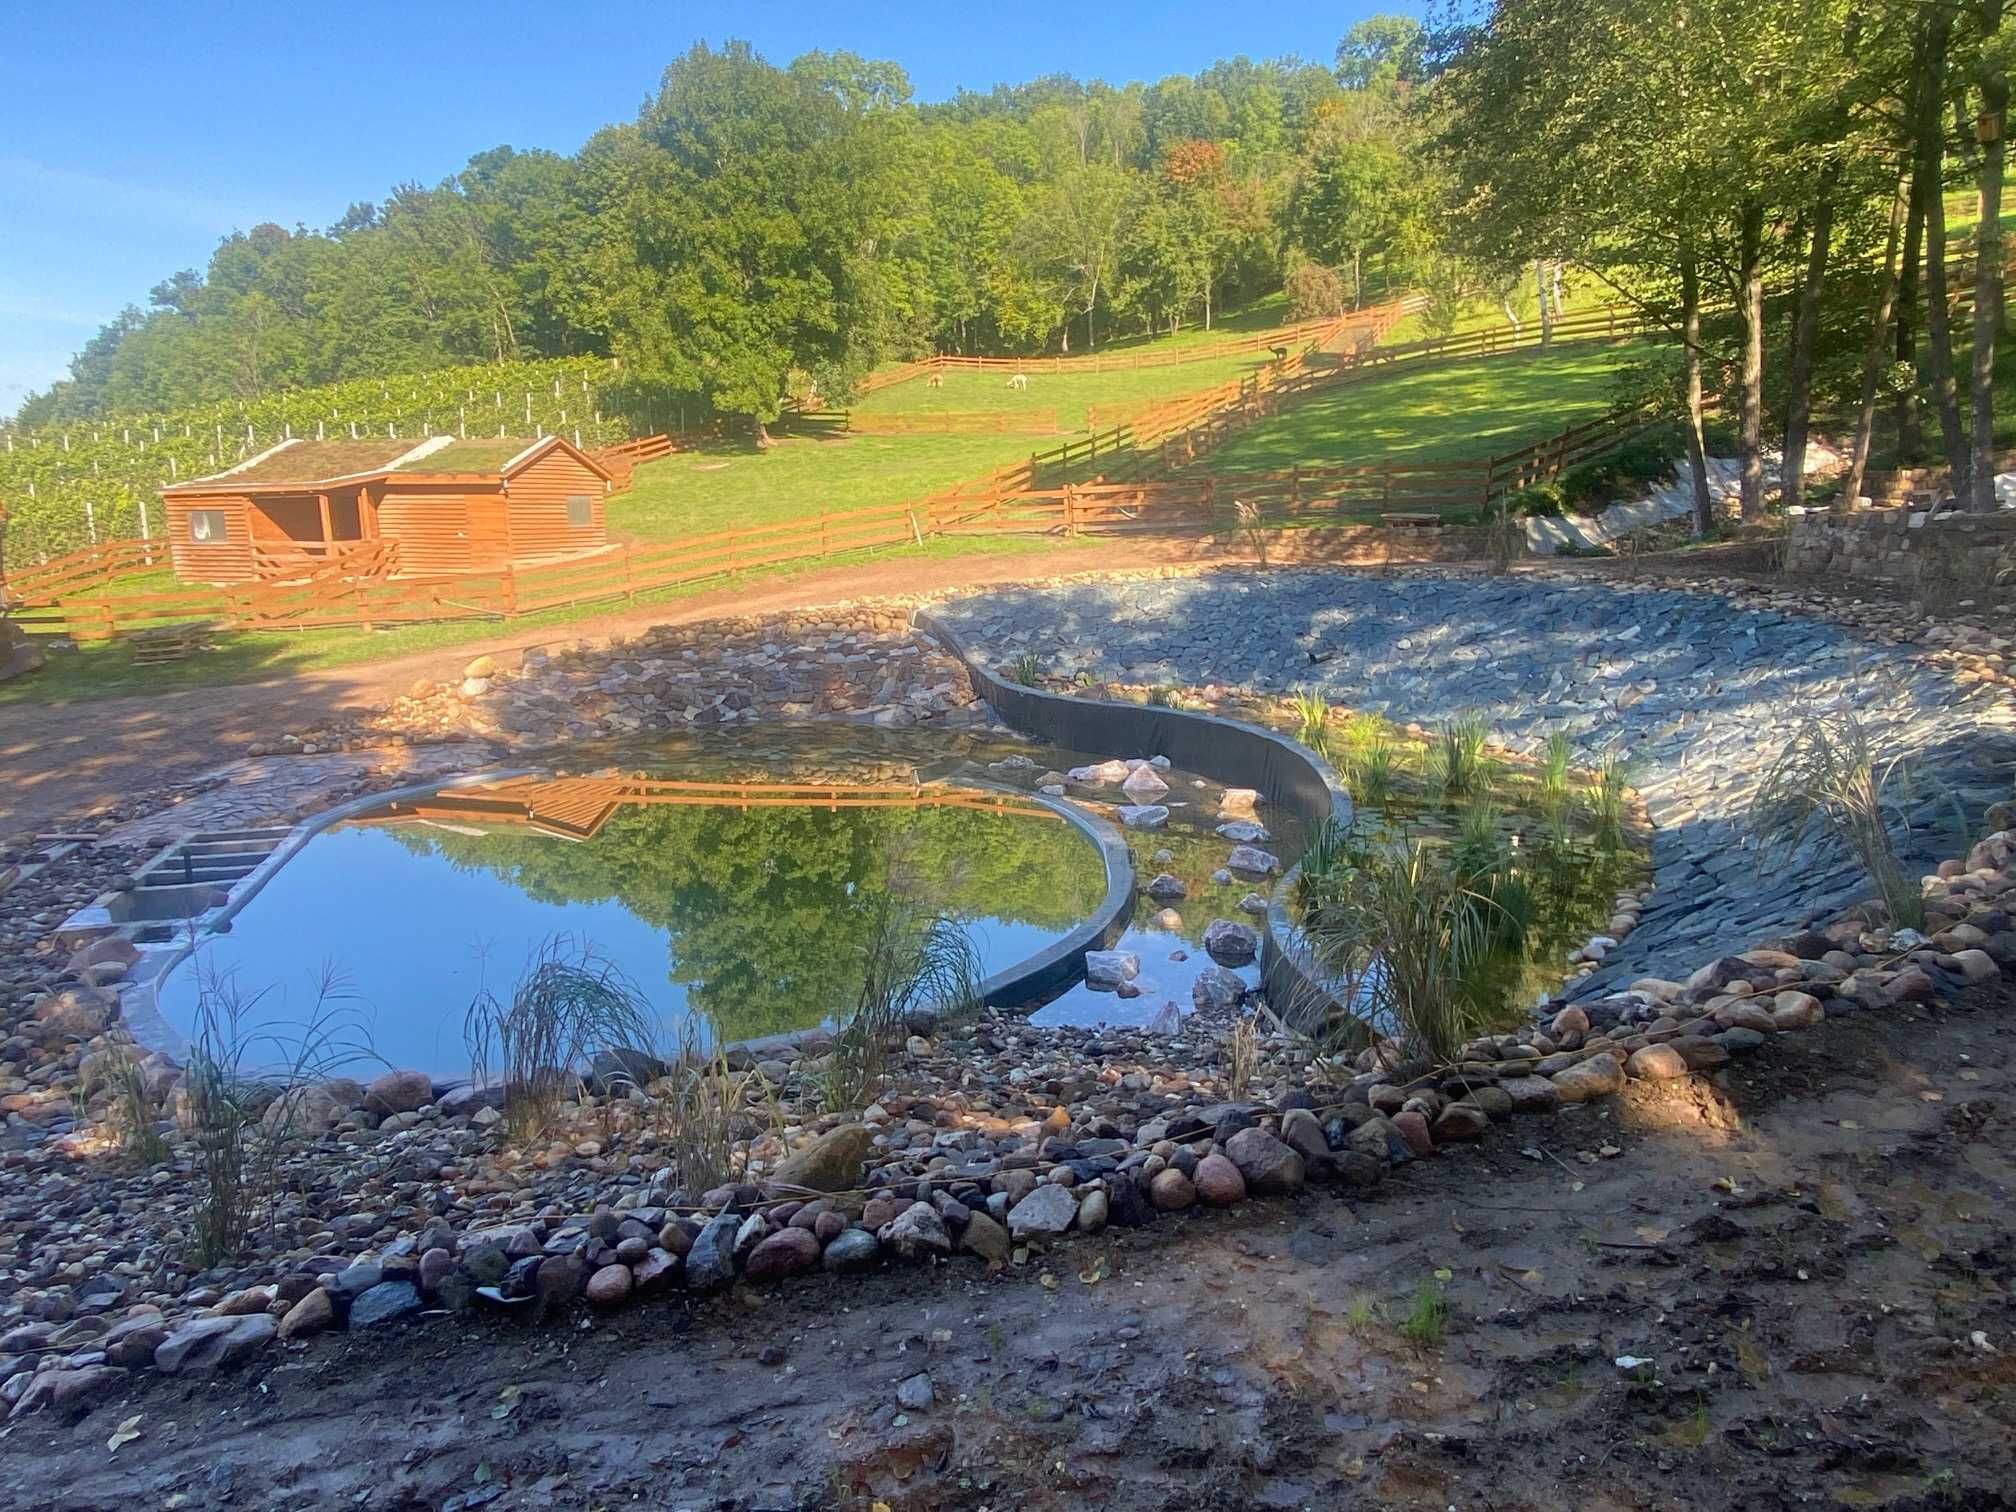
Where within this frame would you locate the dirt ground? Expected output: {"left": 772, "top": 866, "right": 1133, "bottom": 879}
{"left": 3, "top": 981, "right": 2011, "bottom": 1511}
{"left": 0, "top": 540, "right": 1236, "bottom": 833}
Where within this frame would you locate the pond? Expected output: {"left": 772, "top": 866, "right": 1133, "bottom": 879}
{"left": 149, "top": 727, "right": 1117, "bottom": 1077}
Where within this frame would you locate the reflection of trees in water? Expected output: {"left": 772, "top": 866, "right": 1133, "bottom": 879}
{"left": 384, "top": 805, "right": 1102, "bottom": 1041}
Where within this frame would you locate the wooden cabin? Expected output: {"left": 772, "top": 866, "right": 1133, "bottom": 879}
{"left": 158, "top": 434, "right": 613, "bottom": 583}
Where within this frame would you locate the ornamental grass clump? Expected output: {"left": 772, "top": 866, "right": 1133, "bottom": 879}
{"left": 1430, "top": 713, "right": 1496, "bottom": 797}
{"left": 1750, "top": 712, "right": 1925, "bottom": 930}
{"left": 1301, "top": 839, "right": 1499, "bottom": 1064}
{"left": 464, "top": 935, "right": 659, "bottom": 1143}
{"left": 183, "top": 956, "right": 371, "bottom": 1266}
{"left": 816, "top": 882, "right": 983, "bottom": 1114}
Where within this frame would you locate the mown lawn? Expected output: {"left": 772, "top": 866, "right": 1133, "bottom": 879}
{"left": 609, "top": 430, "right": 1061, "bottom": 541}
{"left": 1199, "top": 340, "right": 1655, "bottom": 473}
{"left": 849, "top": 347, "right": 1268, "bottom": 426}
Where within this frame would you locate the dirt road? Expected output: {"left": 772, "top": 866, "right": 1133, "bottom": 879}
{"left": 0, "top": 540, "right": 1230, "bottom": 833}
{"left": 4, "top": 982, "right": 2010, "bottom": 1510}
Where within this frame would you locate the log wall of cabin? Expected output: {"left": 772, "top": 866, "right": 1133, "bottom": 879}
{"left": 163, "top": 493, "right": 256, "bottom": 582}
{"left": 504, "top": 447, "right": 609, "bottom": 559}
{"left": 377, "top": 487, "right": 477, "bottom": 573}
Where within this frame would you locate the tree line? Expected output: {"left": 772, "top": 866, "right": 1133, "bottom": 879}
{"left": 1433, "top": 0, "right": 2012, "bottom": 516}
{"left": 21, "top": 23, "right": 1437, "bottom": 433}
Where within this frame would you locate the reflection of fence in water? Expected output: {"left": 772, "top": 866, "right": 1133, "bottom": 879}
{"left": 351, "top": 775, "right": 1065, "bottom": 843}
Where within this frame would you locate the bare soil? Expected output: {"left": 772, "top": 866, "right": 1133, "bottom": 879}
{"left": 4, "top": 983, "right": 2012, "bottom": 1511}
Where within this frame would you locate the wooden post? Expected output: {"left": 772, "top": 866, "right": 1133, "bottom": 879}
{"left": 1063, "top": 484, "right": 1078, "bottom": 538}
{"left": 317, "top": 494, "right": 334, "bottom": 553}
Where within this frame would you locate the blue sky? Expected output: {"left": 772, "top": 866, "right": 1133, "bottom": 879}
{"left": 0, "top": 1, "right": 1401, "bottom": 413}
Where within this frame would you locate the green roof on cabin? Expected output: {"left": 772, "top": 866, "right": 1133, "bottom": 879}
{"left": 390, "top": 438, "right": 544, "bottom": 473}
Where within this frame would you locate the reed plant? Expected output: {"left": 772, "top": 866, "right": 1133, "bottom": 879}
{"left": 183, "top": 956, "right": 370, "bottom": 1266}
{"left": 1301, "top": 840, "right": 1497, "bottom": 1063}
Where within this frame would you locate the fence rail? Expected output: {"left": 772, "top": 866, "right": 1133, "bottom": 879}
{"left": 2, "top": 302, "right": 1663, "bottom": 644}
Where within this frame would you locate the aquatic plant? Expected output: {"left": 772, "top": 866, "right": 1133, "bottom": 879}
{"left": 1290, "top": 687, "right": 1333, "bottom": 752}
{"left": 1301, "top": 840, "right": 1497, "bottom": 1064}
{"left": 1540, "top": 730, "right": 1574, "bottom": 807}
{"left": 1430, "top": 713, "right": 1496, "bottom": 796}
{"left": 184, "top": 956, "right": 370, "bottom": 1266}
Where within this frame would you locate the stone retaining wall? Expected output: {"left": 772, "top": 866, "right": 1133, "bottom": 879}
{"left": 1785, "top": 508, "right": 2016, "bottom": 604}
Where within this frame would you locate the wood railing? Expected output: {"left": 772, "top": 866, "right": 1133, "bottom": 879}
{"left": 2, "top": 308, "right": 1666, "bottom": 644}
{"left": 589, "top": 433, "right": 676, "bottom": 490}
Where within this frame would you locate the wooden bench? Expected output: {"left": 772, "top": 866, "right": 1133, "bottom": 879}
{"left": 1380, "top": 512, "right": 1443, "bottom": 530}
{"left": 126, "top": 620, "right": 219, "bottom": 665}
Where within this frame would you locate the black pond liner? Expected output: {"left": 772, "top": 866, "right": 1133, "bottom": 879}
{"left": 912, "top": 606, "right": 1357, "bottom": 1027}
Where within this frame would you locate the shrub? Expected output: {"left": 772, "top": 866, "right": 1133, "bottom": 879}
{"left": 1284, "top": 260, "right": 1351, "bottom": 320}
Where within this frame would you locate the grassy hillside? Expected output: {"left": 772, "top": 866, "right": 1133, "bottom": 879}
{"left": 1200, "top": 341, "right": 1653, "bottom": 472}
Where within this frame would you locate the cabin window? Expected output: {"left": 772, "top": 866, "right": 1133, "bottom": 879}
{"left": 188, "top": 509, "right": 229, "bottom": 544}
{"left": 566, "top": 494, "right": 593, "bottom": 528}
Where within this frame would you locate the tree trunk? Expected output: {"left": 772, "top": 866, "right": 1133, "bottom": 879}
{"left": 1914, "top": 6, "right": 1967, "bottom": 485}
{"left": 1537, "top": 261, "right": 1554, "bottom": 350}
{"left": 1926, "top": 159, "right": 1970, "bottom": 484}
{"left": 1845, "top": 173, "right": 1914, "bottom": 510}
{"left": 1501, "top": 298, "right": 1522, "bottom": 339}
{"left": 1681, "top": 245, "right": 1714, "bottom": 537}
{"left": 1737, "top": 200, "right": 1767, "bottom": 520}
{"left": 1782, "top": 166, "right": 1839, "bottom": 511}
{"left": 1895, "top": 159, "right": 1928, "bottom": 460}
{"left": 1970, "top": 0, "right": 2008, "bottom": 512}
{"left": 1551, "top": 261, "right": 1564, "bottom": 316}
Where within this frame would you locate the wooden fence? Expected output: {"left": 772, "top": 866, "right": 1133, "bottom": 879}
{"left": 849, "top": 296, "right": 1422, "bottom": 396}
{"left": 0, "top": 303, "right": 1665, "bottom": 643}
{"left": 589, "top": 433, "right": 676, "bottom": 490}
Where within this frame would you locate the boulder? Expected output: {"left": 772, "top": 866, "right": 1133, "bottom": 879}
{"left": 959, "top": 1211, "right": 1012, "bottom": 1264}
{"left": 770, "top": 1124, "right": 871, "bottom": 1193}
{"left": 1625, "top": 1044, "right": 1690, "bottom": 1081}
{"left": 1202, "top": 919, "right": 1260, "bottom": 967}
{"left": 1149, "top": 1168, "right": 1197, "bottom": 1210}
{"left": 1223, "top": 1126, "right": 1305, "bottom": 1196}
{"left": 1278, "top": 1108, "right": 1330, "bottom": 1164}
{"left": 262, "top": 1082, "right": 353, "bottom": 1137}
{"left": 877, "top": 1202, "right": 953, "bottom": 1260}
{"left": 1225, "top": 845, "right": 1281, "bottom": 876}
{"left": 1146, "top": 873, "right": 1188, "bottom": 901}
{"left": 278, "top": 1288, "right": 335, "bottom": 1341}
{"left": 1193, "top": 1153, "right": 1246, "bottom": 1206}
{"left": 1122, "top": 767, "right": 1171, "bottom": 802}
{"left": 585, "top": 1264, "right": 633, "bottom": 1307}
{"left": 349, "top": 1280, "right": 424, "bottom": 1329}
{"left": 743, "top": 1228, "right": 822, "bottom": 1281}
{"left": 1191, "top": 967, "right": 1246, "bottom": 1014}
{"left": 363, "top": 1069, "right": 432, "bottom": 1117}
{"left": 821, "top": 1228, "right": 882, "bottom": 1273}
{"left": 1551, "top": 1052, "right": 1626, "bottom": 1103}
{"left": 6, "top": 1365, "right": 126, "bottom": 1421}
{"left": 1085, "top": 951, "right": 1141, "bottom": 989}
{"left": 155, "top": 1313, "right": 276, "bottom": 1375}
{"left": 1006, "top": 1182, "right": 1078, "bottom": 1239}
{"left": 1118, "top": 805, "right": 1170, "bottom": 830}
{"left": 684, "top": 1211, "right": 742, "bottom": 1292}
{"left": 1433, "top": 1104, "right": 1491, "bottom": 1141}
{"left": 34, "top": 986, "right": 112, "bottom": 1040}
